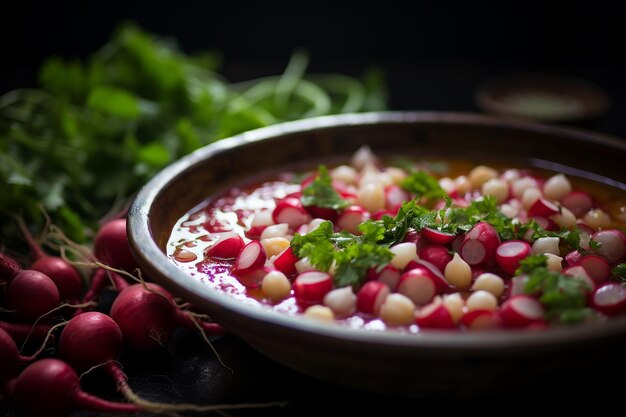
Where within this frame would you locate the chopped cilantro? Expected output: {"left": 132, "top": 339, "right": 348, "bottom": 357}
{"left": 400, "top": 170, "right": 446, "bottom": 202}
{"left": 611, "top": 263, "right": 626, "bottom": 282}
{"left": 300, "top": 165, "right": 349, "bottom": 210}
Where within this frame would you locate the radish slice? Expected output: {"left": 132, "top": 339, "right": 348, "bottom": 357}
{"left": 233, "top": 241, "right": 266, "bottom": 276}
{"left": 422, "top": 227, "right": 456, "bottom": 245}
{"left": 356, "top": 281, "right": 390, "bottom": 315}
{"left": 293, "top": 271, "right": 333, "bottom": 307}
{"left": 460, "top": 222, "right": 500, "bottom": 265}
{"left": 244, "top": 225, "right": 267, "bottom": 240}
{"left": 531, "top": 216, "right": 558, "bottom": 231}
{"left": 236, "top": 266, "right": 274, "bottom": 288}
{"left": 508, "top": 275, "right": 530, "bottom": 297}
{"left": 527, "top": 198, "right": 559, "bottom": 217}
{"left": 499, "top": 295, "right": 545, "bottom": 328}
{"left": 565, "top": 250, "right": 583, "bottom": 267}
{"left": 495, "top": 240, "right": 532, "bottom": 275}
{"left": 591, "top": 283, "right": 626, "bottom": 314}
{"left": 396, "top": 269, "right": 440, "bottom": 306}
{"left": 578, "top": 254, "right": 610, "bottom": 285}
{"left": 461, "top": 310, "right": 502, "bottom": 330}
{"left": 562, "top": 266, "right": 596, "bottom": 293}
{"left": 205, "top": 233, "right": 244, "bottom": 259}
{"left": 592, "top": 229, "right": 626, "bottom": 263}
{"left": 418, "top": 245, "right": 452, "bottom": 273}
{"left": 272, "top": 197, "right": 312, "bottom": 228}
{"left": 384, "top": 184, "right": 409, "bottom": 212}
{"left": 415, "top": 298, "right": 455, "bottom": 329}
{"left": 336, "top": 205, "right": 369, "bottom": 235}
{"left": 272, "top": 246, "right": 299, "bottom": 276}
{"left": 561, "top": 191, "right": 593, "bottom": 217}
{"left": 371, "top": 264, "right": 401, "bottom": 289}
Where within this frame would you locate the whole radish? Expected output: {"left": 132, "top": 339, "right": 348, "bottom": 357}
{"left": 0, "top": 328, "right": 20, "bottom": 385}
{"left": 94, "top": 218, "right": 138, "bottom": 272}
{"left": 0, "top": 253, "right": 21, "bottom": 282}
{"left": 74, "top": 268, "right": 130, "bottom": 316}
{"left": 0, "top": 321, "right": 53, "bottom": 345}
{"left": 5, "top": 270, "right": 60, "bottom": 322}
{"left": 17, "top": 218, "right": 83, "bottom": 302}
{"left": 10, "top": 358, "right": 140, "bottom": 417}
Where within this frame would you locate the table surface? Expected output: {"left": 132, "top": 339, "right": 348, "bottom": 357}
{"left": 2, "top": 59, "right": 626, "bottom": 416}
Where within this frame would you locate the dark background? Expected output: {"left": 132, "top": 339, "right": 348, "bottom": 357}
{"left": 2, "top": 2, "right": 626, "bottom": 415}
{"left": 2, "top": 1, "right": 626, "bottom": 135}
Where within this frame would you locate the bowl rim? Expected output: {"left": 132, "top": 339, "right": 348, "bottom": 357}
{"left": 128, "top": 111, "right": 626, "bottom": 352}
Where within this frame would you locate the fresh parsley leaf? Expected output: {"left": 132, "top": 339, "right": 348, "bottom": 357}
{"left": 516, "top": 254, "right": 548, "bottom": 275}
{"left": 333, "top": 242, "right": 393, "bottom": 287}
{"left": 589, "top": 239, "right": 602, "bottom": 250}
{"left": 400, "top": 170, "right": 446, "bottom": 202}
{"left": 611, "top": 263, "right": 626, "bottom": 282}
{"left": 300, "top": 165, "right": 349, "bottom": 210}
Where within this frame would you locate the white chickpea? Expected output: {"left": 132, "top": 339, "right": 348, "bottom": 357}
{"left": 512, "top": 177, "right": 538, "bottom": 199}
{"left": 357, "top": 182, "right": 386, "bottom": 213}
{"left": 468, "top": 165, "right": 498, "bottom": 188}
{"left": 389, "top": 242, "right": 419, "bottom": 270}
{"left": 261, "top": 237, "right": 290, "bottom": 257}
{"left": 543, "top": 174, "right": 572, "bottom": 200}
{"left": 304, "top": 305, "right": 335, "bottom": 321}
{"left": 260, "top": 223, "right": 289, "bottom": 240}
{"left": 261, "top": 270, "right": 292, "bottom": 301}
{"left": 481, "top": 178, "right": 509, "bottom": 203}
{"left": 531, "top": 237, "right": 560, "bottom": 256}
{"left": 444, "top": 253, "right": 472, "bottom": 289}
{"left": 550, "top": 206, "right": 577, "bottom": 229}
{"left": 466, "top": 290, "right": 498, "bottom": 312}
{"left": 583, "top": 209, "right": 611, "bottom": 230}
{"left": 545, "top": 253, "right": 564, "bottom": 273}
{"left": 471, "top": 273, "right": 505, "bottom": 297}
{"left": 521, "top": 187, "right": 543, "bottom": 209}
{"left": 442, "top": 293, "right": 465, "bottom": 323}
{"left": 331, "top": 165, "right": 358, "bottom": 184}
{"left": 380, "top": 293, "right": 416, "bottom": 326}
{"left": 323, "top": 287, "right": 357, "bottom": 317}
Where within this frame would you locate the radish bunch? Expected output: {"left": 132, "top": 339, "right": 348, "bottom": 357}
{"left": 169, "top": 147, "right": 626, "bottom": 332}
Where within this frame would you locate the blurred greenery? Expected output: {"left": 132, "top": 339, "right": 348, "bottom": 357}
{"left": 0, "top": 23, "right": 387, "bottom": 245}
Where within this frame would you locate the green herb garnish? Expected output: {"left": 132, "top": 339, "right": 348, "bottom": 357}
{"left": 300, "top": 165, "right": 349, "bottom": 210}
{"left": 400, "top": 170, "right": 447, "bottom": 202}
{"left": 611, "top": 263, "right": 626, "bottom": 282}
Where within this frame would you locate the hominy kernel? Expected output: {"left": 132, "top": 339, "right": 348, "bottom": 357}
{"left": 357, "top": 182, "right": 386, "bottom": 213}
{"left": 261, "top": 237, "right": 290, "bottom": 257}
{"left": 468, "top": 165, "right": 498, "bottom": 188}
{"left": 466, "top": 290, "right": 498, "bottom": 312}
{"left": 331, "top": 165, "right": 358, "bottom": 184}
{"left": 380, "top": 293, "right": 416, "bottom": 326}
{"left": 543, "top": 174, "right": 572, "bottom": 200}
{"left": 471, "top": 273, "right": 505, "bottom": 297}
{"left": 442, "top": 293, "right": 465, "bottom": 323}
{"left": 389, "top": 242, "right": 419, "bottom": 270}
{"left": 304, "top": 305, "right": 335, "bottom": 321}
{"left": 545, "top": 253, "right": 564, "bottom": 273}
{"left": 444, "top": 253, "right": 472, "bottom": 289}
{"left": 550, "top": 207, "right": 577, "bottom": 228}
{"left": 522, "top": 187, "right": 542, "bottom": 209}
{"left": 261, "top": 270, "right": 292, "bottom": 301}
{"left": 583, "top": 209, "right": 611, "bottom": 230}
{"left": 531, "top": 237, "right": 560, "bottom": 256}
{"left": 481, "top": 178, "right": 508, "bottom": 203}
{"left": 512, "top": 177, "right": 538, "bottom": 199}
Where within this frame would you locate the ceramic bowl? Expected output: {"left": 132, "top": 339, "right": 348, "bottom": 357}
{"left": 128, "top": 112, "right": 626, "bottom": 396}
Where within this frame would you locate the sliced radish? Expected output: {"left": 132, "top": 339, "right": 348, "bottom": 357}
{"left": 451, "top": 233, "right": 465, "bottom": 253}
{"left": 372, "top": 209, "right": 395, "bottom": 220}
{"left": 370, "top": 264, "right": 401, "bottom": 289}
{"left": 508, "top": 275, "right": 530, "bottom": 297}
{"left": 356, "top": 281, "right": 390, "bottom": 315}
{"left": 418, "top": 245, "right": 452, "bottom": 273}
{"left": 531, "top": 216, "right": 557, "bottom": 231}
{"left": 293, "top": 271, "right": 333, "bottom": 307}
{"left": 336, "top": 205, "right": 369, "bottom": 235}
{"left": 272, "top": 246, "right": 299, "bottom": 276}
{"left": 591, "top": 283, "right": 626, "bottom": 314}
{"left": 562, "top": 266, "right": 596, "bottom": 293}
{"left": 205, "top": 233, "right": 245, "bottom": 259}
{"left": 233, "top": 240, "right": 267, "bottom": 276}
{"left": 244, "top": 225, "right": 267, "bottom": 240}
{"left": 236, "top": 266, "right": 274, "bottom": 288}
{"left": 415, "top": 298, "right": 455, "bottom": 329}
{"left": 578, "top": 254, "right": 610, "bottom": 285}
{"left": 499, "top": 295, "right": 545, "bottom": 328}
{"left": 592, "top": 229, "right": 626, "bottom": 263}
{"left": 461, "top": 310, "right": 502, "bottom": 330}
{"left": 304, "top": 205, "right": 338, "bottom": 222}
{"left": 384, "top": 185, "right": 409, "bottom": 212}
{"left": 460, "top": 222, "right": 500, "bottom": 265}
{"left": 422, "top": 227, "right": 456, "bottom": 245}
{"left": 495, "top": 240, "right": 532, "bottom": 275}
{"left": 527, "top": 198, "right": 559, "bottom": 217}
{"left": 561, "top": 191, "right": 594, "bottom": 217}
{"left": 406, "top": 259, "right": 449, "bottom": 290}
{"left": 565, "top": 250, "right": 583, "bottom": 267}
{"left": 260, "top": 223, "right": 289, "bottom": 240}
{"left": 396, "top": 269, "right": 441, "bottom": 306}
{"left": 272, "top": 197, "right": 312, "bottom": 228}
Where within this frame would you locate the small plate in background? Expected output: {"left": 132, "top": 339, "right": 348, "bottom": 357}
{"left": 475, "top": 74, "right": 610, "bottom": 123}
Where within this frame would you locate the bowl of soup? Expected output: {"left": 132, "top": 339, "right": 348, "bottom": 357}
{"left": 127, "top": 112, "right": 626, "bottom": 396}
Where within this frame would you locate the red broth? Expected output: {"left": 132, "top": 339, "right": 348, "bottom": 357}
{"left": 167, "top": 152, "right": 626, "bottom": 332}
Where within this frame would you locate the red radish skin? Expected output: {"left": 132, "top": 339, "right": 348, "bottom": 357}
{"left": 356, "top": 281, "right": 390, "bottom": 315}
{"left": 531, "top": 216, "right": 557, "bottom": 231}
{"left": 1, "top": 328, "right": 20, "bottom": 384}
{"left": 460, "top": 222, "right": 500, "bottom": 265}
{"left": 461, "top": 310, "right": 502, "bottom": 330}
{"left": 293, "top": 271, "right": 333, "bottom": 307}
{"left": 272, "top": 247, "right": 299, "bottom": 276}
{"left": 0, "top": 253, "right": 21, "bottom": 282}
{"left": 244, "top": 225, "right": 267, "bottom": 240}
{"left": 561, "top": 191, "right": 594, "bottom": 216}
{"left": 565, "top": 250, "right": 583, "bottom": 267}
{"left": 336, "top": 205, "right": 369, "bottom": 235}
{"left": 591, "top": 283, "right": 626, "bottom": 314}
{"left": 421, "top": 227, "right": 456, "bottom": 245}
{"left": 206, "top": 233, "right": 244, "bottom": 259}
{"left": 94, "top": 218, "right": 138, "bottom": 272}
{"left": 415, "top": 300, "right": 455, "bottom": 329}
{"left": 369, "top": 264, "right": 401, "bottom": 289}
{"left": 578, "top": 255, "right": 610, "bottom": 285}
{"left": 495, "top": 240, "right": 532, "bottom": 275}
{"left": 562, "top": 266, "right": 596, "bottom": 293}
{"left": 592, "top": 229, "right": 626, "bottom": 263}
{"left": 6, "top": 270, "right": 60, "bottom": 322}
{"left": 236, "top": 266, "right": 274, "bottom": 288}
{"left": 272, "top": 197, "right": 312, "bottom": 228}
{"left": 0, "top": 321, "right": 53, "bottom": 345}
{"left": 396, "top": 269, "right": 438, "bottom": 306}
{"left": 11, "top": 358, "right": 140, "bottom": 417}
{"left": 233, "top": 241, "right": 267, "bottom": 276}
{"left": 527, "top": 198, "right": 559, "bottom": 217}
{"left": 500, "top": 296, "right": 545, "bottom": 328}
{"left": 384, "top": 185, "right": 409, "bottom": 212}
{"left": 418, "top": 245, "right": 452, "bottom": 273}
